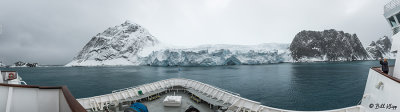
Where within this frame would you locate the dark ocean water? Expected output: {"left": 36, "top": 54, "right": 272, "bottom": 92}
{"left": 0, "top": 60, "right": 395, "bottom": 111}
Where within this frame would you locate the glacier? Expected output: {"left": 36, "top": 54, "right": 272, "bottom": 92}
{"left": 139, "top": 43, "right": 291, "bottom": 66}
{"left": 67, "top": 43, "right": 291, "bottom": 67}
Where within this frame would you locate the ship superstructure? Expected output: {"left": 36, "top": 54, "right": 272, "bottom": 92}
{"left": 0, "top": 70, "right": 86, "bottom": 112}
{"left": 384, "top": 0, "right": 400, "bottom": 78}
{"left": 356, "top": 0, "right": 400, "bottom": 111}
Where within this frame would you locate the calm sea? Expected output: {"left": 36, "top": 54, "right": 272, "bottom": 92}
{"left": 0, "top": 60, "right": 394, "bottom": 111}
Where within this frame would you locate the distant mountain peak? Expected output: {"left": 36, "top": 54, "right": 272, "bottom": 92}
{"left": 124, "top": 20, "right": 133, "bottom": 24}
{"left": 66, "top": 20, "right": 159, "bottom": 66}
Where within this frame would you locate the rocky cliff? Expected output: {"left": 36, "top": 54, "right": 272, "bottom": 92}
{"left": 289, "top": 29, "right": 370, "bottom": 61}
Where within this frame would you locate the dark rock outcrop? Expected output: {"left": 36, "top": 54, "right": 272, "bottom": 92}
{"left": 290, "top": 29, "right": 370, "bottom": 61}
{"left": 13, "top": 61, "right": 38, "bottom": 67}
{"left": 14, "top": 61, "right": 26, "bottom": 66}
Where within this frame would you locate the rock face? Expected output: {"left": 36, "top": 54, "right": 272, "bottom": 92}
{"left": 366, "top": 36, "right": 395, "bottom": 59}
{"left": 289, "top": 29, "right": 370, "bottom": 61}
{"left": 66, "top": 21, "right": 159, "bottom": 66}
{"left": 14, "top": 61, "right": 26, "bottom": 66}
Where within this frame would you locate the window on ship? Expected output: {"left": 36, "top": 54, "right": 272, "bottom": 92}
{"left": 389, "top": 16, "right": 397, "bottom": 27}
{"left": 396, "top": 13, "right": 400, "bottom": 24}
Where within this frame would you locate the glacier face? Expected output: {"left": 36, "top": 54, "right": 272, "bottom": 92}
{"left": 366, "top": 36, "right": 396, "bottom": 59}
{"left": 139, "top": 44, "right": 291, "bottom": 66}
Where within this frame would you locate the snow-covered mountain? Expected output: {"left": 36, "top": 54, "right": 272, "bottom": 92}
{"left": 289, "top": 29, "right": 370, "bottom": 62}
{"left": 66, "top": 21, "right": 162, "bottom": 66}
{"left": 366, "top": 36, "right": 395, "bottom": 59}
{"left": 66, "top": 21, "right": 290, "bottom": 66}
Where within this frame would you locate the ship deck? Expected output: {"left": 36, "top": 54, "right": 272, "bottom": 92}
{"left": 134, "top": 91, "right": 214, "bottom": 112}
{"left": 103, "top": 87, "right": 224, "bottom": 112}
{"left": 80, "top": 78, "right": 364, "bottom": 112}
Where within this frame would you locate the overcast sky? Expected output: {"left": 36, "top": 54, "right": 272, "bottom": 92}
{"left": 0, "top": 0, "right": 394, "bottom": 65}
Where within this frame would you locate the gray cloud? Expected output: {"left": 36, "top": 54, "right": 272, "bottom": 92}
{"left": 0, "top": 0, "right": 393, "bottom": 65}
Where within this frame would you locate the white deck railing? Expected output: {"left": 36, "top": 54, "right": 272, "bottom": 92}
{"left": 77, "top": 78, "right": 365, "bottom": 112}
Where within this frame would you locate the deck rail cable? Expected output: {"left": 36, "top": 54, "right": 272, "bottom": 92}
{"left": 183, "top": 78, "right": 241, "bottom": 96}
{"left": 111, "top": 78, "right": 241, "bottom": 96}
{"left": 112, "top": 85, "right": 139, "bottom": 93}
{"left": 357, "top": 98, "right": 363, "bottom": 105}
{"left": 111, "top": 79, "right": 170, "bottom": 93}
{"left": 17, "top": 76, "right": 27, "bottom": 85}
